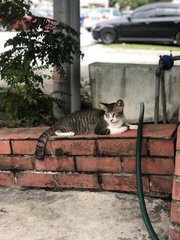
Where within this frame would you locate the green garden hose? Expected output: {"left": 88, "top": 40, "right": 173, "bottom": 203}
{"left": 136, "top": 102, "right": 159, "bottom": 240}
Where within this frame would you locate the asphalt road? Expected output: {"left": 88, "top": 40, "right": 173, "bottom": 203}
{"left": 80, "top": 28, "right": 180, "bottom": 84}
{"left": 1, "top": 29, "right": 180, "bottom": 92}
{"left": 80, "top": 27, "right": 180, "bottom": 64}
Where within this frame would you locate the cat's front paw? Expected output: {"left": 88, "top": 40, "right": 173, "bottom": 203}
{"left": 120, "top": 126, "right": 128, "bottom": 132}
{"left": 108, "top": 126, "right": 127, "bottom": 134}
{"left": 129, "top": 125, "right": 138, "bottom": 130}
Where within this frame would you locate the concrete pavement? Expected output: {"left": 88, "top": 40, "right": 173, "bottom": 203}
{"left": 0, "top": 187, "right": 170, "bottom": 240}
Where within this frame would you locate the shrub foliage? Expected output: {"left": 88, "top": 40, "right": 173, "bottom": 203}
{"left": 0, "top": 0, "right": 83, "bottom": 124}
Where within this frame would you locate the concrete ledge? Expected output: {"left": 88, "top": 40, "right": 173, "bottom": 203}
{"left": 89, "top": 62, "right": 180, "bottom": 122}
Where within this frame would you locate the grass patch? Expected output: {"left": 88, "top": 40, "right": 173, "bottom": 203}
{"left": 107, "top": 43, "right": 180, "bottom": 51}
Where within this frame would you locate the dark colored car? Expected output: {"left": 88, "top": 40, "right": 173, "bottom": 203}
{"left": 92, "top": 2, "right": 180, "bottom": 46}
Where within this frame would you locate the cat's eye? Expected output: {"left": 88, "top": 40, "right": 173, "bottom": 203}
{"left": 112, "top": 113, "right": 118, "bottom": 117}
{"left": 113, "top": 113, "right": 121, "bottom": 118}
{"left": 105, "top": 114, "right": 110, "bottom": 118}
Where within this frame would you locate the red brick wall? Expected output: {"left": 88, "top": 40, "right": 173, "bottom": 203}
{"left": 169, "top": 109, "right": 180, "bottom": 240}
{"left": 0, "top": 124, "right": 177, "bottom": 197}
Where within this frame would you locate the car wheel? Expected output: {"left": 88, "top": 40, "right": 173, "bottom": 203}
{"left": 86, "top": 27, "right": 91, "bottom": 32}
{"left": 176, "top": 32, "right": 180, "bottom": 46}
{"left": 100, "top": 28, "right": 116, "bottom": 44}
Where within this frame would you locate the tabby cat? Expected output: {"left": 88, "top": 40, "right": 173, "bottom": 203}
{"left": 35, "top": 99, "right": 137, "bottom": 160}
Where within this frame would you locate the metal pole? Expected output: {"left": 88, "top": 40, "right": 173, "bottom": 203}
{"left": 160, "top": 70, "right": 167, "bottom": 123}
{"left": 154, "top": 67, "right": 161, "bottom": 124}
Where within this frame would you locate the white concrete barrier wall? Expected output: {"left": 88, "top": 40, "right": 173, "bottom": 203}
{"left": 89, "top": 62, "right": 180, "bottom": 123}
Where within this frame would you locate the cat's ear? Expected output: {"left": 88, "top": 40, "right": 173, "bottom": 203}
{"left": 116, "top": 99, "right": 124, "bottom": 107}
{"left": 100, "top": 102, "right": 108, "bottom": 111}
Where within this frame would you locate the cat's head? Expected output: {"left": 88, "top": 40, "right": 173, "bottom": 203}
{"left": 100, "top": 99, "right": 124, "bottom": 123}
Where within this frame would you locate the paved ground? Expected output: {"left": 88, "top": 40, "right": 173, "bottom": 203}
{"left": 0, "top": 188, "right": 170, "bottom": 240}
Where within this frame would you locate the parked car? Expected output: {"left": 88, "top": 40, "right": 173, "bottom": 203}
{"left": 92, "top": 2, "right": 180, "bottom": 46}
{"left": 121, "top": 9, "right": 133, "bottom": 17}
{"left": 84, "top": 7, "right": 121, "bottom": 32}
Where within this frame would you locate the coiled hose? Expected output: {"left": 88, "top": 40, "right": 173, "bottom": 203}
{"left": 136, "top": 102, "right": 159, "bottom": 240}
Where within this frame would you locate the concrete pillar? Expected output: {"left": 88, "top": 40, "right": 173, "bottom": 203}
{"left": 69, "top": 0, "right": 81, "bottom": 113}
{"left": 53, "top": 0, "right": 80, "bottom": 118}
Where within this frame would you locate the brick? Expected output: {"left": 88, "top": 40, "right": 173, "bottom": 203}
{"left": 16, "top": 172, "right": 55, "bottom": 188}
{"left": 11, "top": 140, "right": 37, "bottom": 154}
{"left": 143, "top": 124, "right": 177, "bottom": 139}
{"left": 34, "top": 140, "right": 52, "bottom": 156}
{"left": 101, "top": 174, "right": 149, "bottom": 192}
{"left": 0, "top": 127, "right": 48, "bottom": 139}
{"left": 150, "top": 176, "right": 173, "bottom": 193}
{"left": 49, "top": 130, "right": 137, "bottom": 140}
{"left": 0, "top": 171, "right": 14, "bottom": 186}
{"left": 177, "top": 127, "right": 180, "bottom": 150}
{"left": 35, "top": 156, "right": 74, "bottom": 171}
{"left": 149, "top": 139, "right": 175, "bottom": 156}
{"left": 76, "top": 156, "right": 121, "bottom": 173}
{"left": 45, "top": 140, "right": 53, "bottom": 155}
{"left": 172, "top": 178, "right": 180, "bottom": 200}
{"left": 56, "top": 173, "right": 99, "bottom": 189}
{"left": 170, "top": 201, "right": 180, "bottom": 224}
{"left": 0, "top": 140, "right": 11, "bottom": 154}
{"left": 51, "top": 139, "right": 95, "bottom": 156}
{"left": 169, "top": 225, "right": 180, "bottom": 240}
{"left": 98, "top": 139, "right": 147, "bottom": 155}
{"left": 175, "top": 153, "right": 180, "bottom": 176}
{"left": 0, "top": 156, "right": 33, "bottom": 170}
{"left": 123, "top": 157, "right": 174, "bottom": 175}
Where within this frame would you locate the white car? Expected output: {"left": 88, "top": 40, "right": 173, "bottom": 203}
{"left": 30, "top": 1, "right": 53, "bottom": 18}
{"left": 83, "top": 7, "right": 121, "bottom": 32}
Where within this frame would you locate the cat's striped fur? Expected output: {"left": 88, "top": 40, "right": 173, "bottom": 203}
{"left": 34, "top": 99, "right": 137, "bottom": 160}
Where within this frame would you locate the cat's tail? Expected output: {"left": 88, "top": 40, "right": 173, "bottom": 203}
{"left": 34, "top": 127, "right": 54, "bottom": 160}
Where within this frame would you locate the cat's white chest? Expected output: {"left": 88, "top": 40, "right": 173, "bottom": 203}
{"left": 107, "top": 118, "right": 127, "bottom": 134}
{"left": 109, "top": 118, "right": 124, "bottom": 129}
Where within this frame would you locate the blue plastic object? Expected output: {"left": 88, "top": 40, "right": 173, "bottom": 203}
{"left": 159, "top": 55, "right": 174, "bottom": 70}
